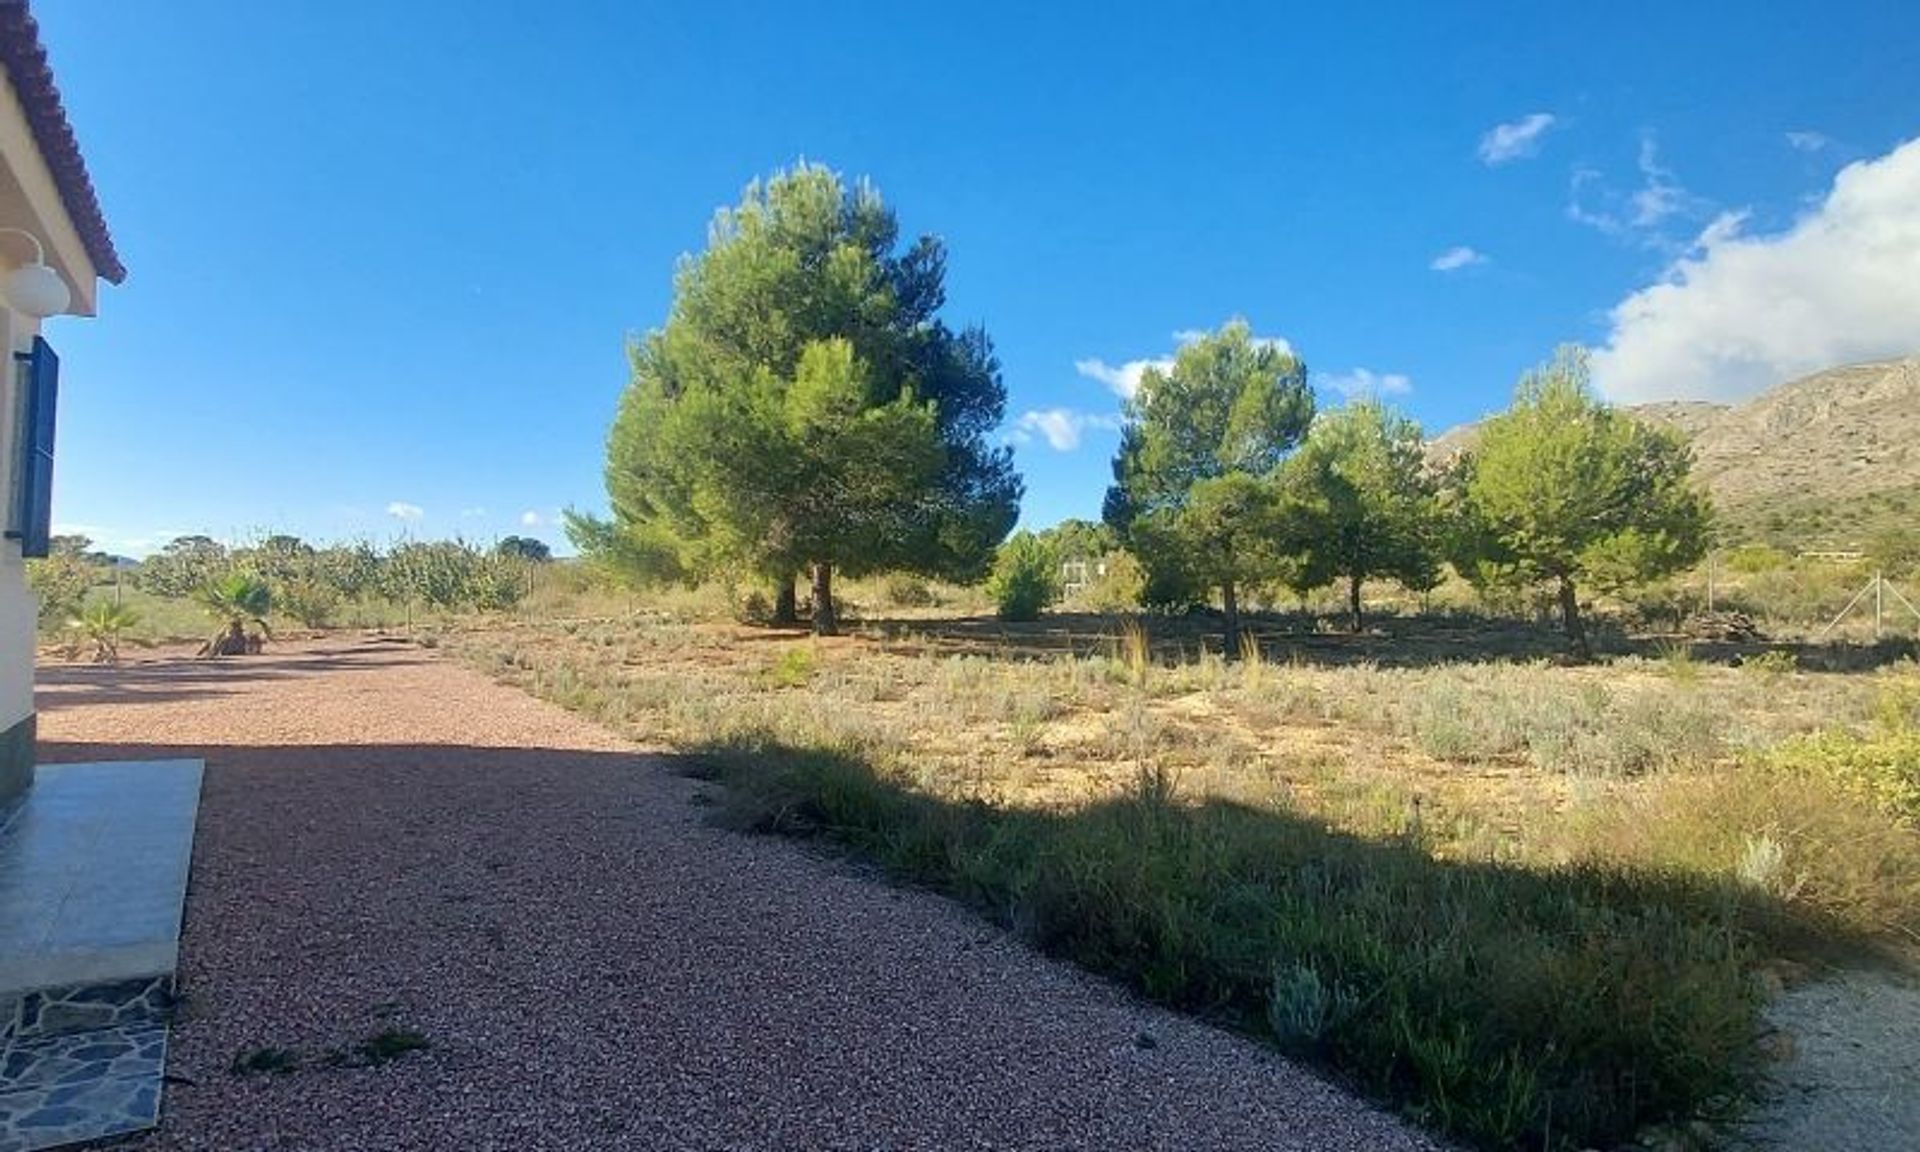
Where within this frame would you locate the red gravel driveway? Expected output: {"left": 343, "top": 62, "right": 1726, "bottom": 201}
{"left": 36, "top": 638, "right": 1441, "bottom": 1151}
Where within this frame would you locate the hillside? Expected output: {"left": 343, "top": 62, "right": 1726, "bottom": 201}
{"left": 1431, "top": 357, "right": 1920, "bottom": 550}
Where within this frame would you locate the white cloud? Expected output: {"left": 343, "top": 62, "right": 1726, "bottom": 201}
{"left": 1566, "top": 135, "right": 1704, "bottom": 245}
{"left": 1430, "top": 245, "right": 1487, "bottom": 272}
{"left": 1627, "top": 136, "right": 1690, "bottom": 228}
{"left": 1785, "top": 130, "right": 1831, "bottom": 153}
{"left": 1074, "top": 356, "right": 1173, "bottom": 401}
{"left": 1591, "top": 137, "right": 1920, "bottom": 404}
{"left": 386, "top": 501, "right": 424, "bottom": 522}
{"left": 459, "top": 506, "right": 487, "bottom": 519}
{"left": 1012, "top": 408, "right": 1121, "bottom": 452}
{"left": 519, "top": 510, "right": 542, "bottom": 527}
{"left": 1478, "top": 112, "right": 1557, "bottom": 165}
{"left": 1078, "top": 327, "right": 1294, "bottom": 400}
{"left": 1319, "top": 369, "right": 1413, "bottom": 400}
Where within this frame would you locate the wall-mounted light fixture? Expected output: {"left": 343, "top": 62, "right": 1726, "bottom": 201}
{"left": 0, "top": 227, "right": 71, "bottom": 319}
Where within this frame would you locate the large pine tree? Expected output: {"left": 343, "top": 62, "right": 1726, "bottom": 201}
{"left": 1451, "top": 346, "right": 1711, "bottom": 658}
{"left": 1104, "top": 320, "right": 1314, "bottom": 656}
{"left": 572, "top": 163, "right": 1021, "bottom": 632}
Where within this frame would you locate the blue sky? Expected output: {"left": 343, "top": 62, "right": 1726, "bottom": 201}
{"left": 36, "top": 1, "right": 1920, "bottom": 556}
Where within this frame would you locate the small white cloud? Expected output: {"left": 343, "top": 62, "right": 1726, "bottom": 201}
{"left": 1785, "top": 130, "right": 1831, "bottom": 153}
{"left": 1074, "top": 356, "right": 1174, "bottom": 400}
{"left": 459, "top": 506, "right": 488, "bottom": 519}
{"left": 1691, "top": 209, "right": 1748, "bottom": 252}
{"left": 386, "top": 501, "right": 425, "bottom": 522}
{"left": 1078, "top": 328, "right": 1293, "bottom": 400}
{"left": 1591, "top": 136, "right": 1920, "bottom": 404}
{"left": 1430, "top": 245, "right": 1488, "bottom": 272}
{"left": 519, "top": 510, "right": 542, "bottom": 527}
{"left": 1628, "top": 136, "right": 1690, "bottom": 228}
{"left": 1479, "top": 112, "right": 1557, "bottom": 165}
{"left": 1013, "top": 408, "right": 1120, "bottom": 452}
{"left": 1567, "top": 135, "right": 1704, "bottom": 246}
{"left": 1318, "top": 369, "right": 1412, "bottom": 400}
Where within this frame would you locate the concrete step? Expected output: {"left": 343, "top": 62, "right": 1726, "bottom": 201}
{"left": 0, "top": 760, "right": 201, "bottom": 1152}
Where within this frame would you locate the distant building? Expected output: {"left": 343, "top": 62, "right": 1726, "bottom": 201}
{"left": 0, "top": 0, "right": 124, "bottom": 804}
{"left": 1059, "top": 557, "right": 1108, "bottom": 601}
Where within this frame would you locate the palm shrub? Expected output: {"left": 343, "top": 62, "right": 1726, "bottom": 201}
{"left": 68, "top": 600, "right": 141, "bottom": 663}
{"left": 196, "top": 574, "right": 273, "bottom": 657}
{"left": 988, "top": 531, "right": 1060, "bottom": 621}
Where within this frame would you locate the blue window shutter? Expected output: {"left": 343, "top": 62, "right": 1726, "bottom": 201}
{"left": 10, "top": 337, "right": 58, "bottom": 558}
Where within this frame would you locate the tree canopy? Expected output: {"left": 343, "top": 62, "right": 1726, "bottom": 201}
{"left": 496, "top": 536, "right": 553, "bottom": 563}
{"left": 1104, "top": 320, "right": 1313, "bottom": 654}
{"left": 1451, "top": 346, "right": 1711, "bottom": 658}
{"left": 1279, "top": 400, "right": 1440, "bottom": 631}
{"left": 574, "top": 162, "right": 1020, "bottom": 632}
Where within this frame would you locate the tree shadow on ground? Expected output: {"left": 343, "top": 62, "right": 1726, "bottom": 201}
{"left": 852, "top": 610, "right": 1920, "bottom": 673}
{"left": 34, "top": 647, "right": 437, "bottom": 711}
{"left": 33, "top": 729, "right": 1897, "bottom": 1152}
{"left": 681, "top": 733, "right": 1891, "bottom": 1151}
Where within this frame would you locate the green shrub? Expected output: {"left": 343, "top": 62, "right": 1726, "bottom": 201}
{"left": 277, "top": 577, "right": 342, "bottom": 628}
{"left": 883, "top": 573, "right": 937, "bottom": 608}
{"left": 1771, "top": 729, "right": 1920, "bottom": 824}
{"left": 1077, "top": 550, "right": 1147, "bottom": 613}
{"left": 763, "top": 646, "right": 817, "bottom": 689}
{"left": 1762, "top": 675, "right": 1920, "bottom": 824}
{"left": 26, "top": 554, "right": 94, "bottom": 626}
{"left": 1740, "top": 648, "right": 1798, "bottom": 682}
{"left": 987, "top": 532, "right": 1060, "bottom": 621}
{"left": 1724, "top": 545, "right": 1789, "bottom": 575}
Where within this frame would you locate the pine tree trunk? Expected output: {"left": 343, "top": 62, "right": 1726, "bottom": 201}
{"left": 1221, "top": 578, "right": 1240, "bottom": 661}
{"left": 1349, "top": 573, "right": 1364, "bottom": 633}
{"left": 773, "top": 575, "right": 799, "bottom": 626}
{"left": 1557, "top": 575, "right": 1591, "bottom": 661}
{"left": 811, "top": 563, "right": 837, "bottom": 636}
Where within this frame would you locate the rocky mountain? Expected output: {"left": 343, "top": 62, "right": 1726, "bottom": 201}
{"left": 1431, "top": 357, "right": 1920, "bottom": 549}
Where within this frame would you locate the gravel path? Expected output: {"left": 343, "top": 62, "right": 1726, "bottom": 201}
{"left": 1735, "top": 967, "right": 1920, "bottom": 1150}
{"left": 35, "top": 638, "right": 1441, "bottom": 1151}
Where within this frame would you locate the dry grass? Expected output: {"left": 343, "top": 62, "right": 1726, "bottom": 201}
{"left": 445, "top": 613, "right": 1918, "bottom": 940}
{"left": 444, "top": 610, "right": 1920, "bottom": 1149}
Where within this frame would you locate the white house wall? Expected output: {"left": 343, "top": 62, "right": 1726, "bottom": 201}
{"left": 0, "top": 302, "right": 32, "bottom": 800}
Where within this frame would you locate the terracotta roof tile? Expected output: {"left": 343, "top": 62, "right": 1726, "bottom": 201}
{"left": 0, "top": 0, "right": 124, "bottom": 284}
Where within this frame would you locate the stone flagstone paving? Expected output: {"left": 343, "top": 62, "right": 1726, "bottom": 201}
{"left": 0, "top": 1025, "right": 166, "bottom": 1152}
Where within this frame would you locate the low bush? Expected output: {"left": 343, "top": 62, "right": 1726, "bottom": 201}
{"left": 987, "top": 532, "right": 1059, "bottom": 622}
{"left": 25, "top": 554, "right": 94, "bottom": 625}
{"left": 1771, "top": 728, "right": 1920, "bottom": 825}
{"left": 1592, "top": 768, "right": 1920, "bottom": 946}
{"left": 762, "top": 646, "right": 817, "bottom": 689}
{"left": 883, "top": 574, "right": 937, "bottom": 609}
{"left": 1076, "top": 550, "right": 1146, "bottom": 614}
{"left": 1401, "top": 665, "right": 1723, "bottom": 776}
